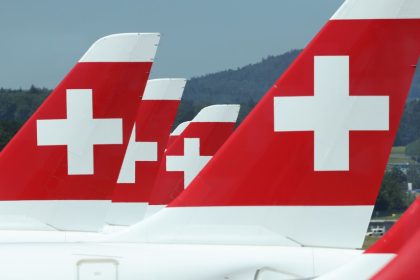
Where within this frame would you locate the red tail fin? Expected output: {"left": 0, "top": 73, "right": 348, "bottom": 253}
{"left": 371, "top": 232, "right": 420, "bottom": 280}
{"left": 106, "top": 78, "right": 185, "bottom": 225}
{"left": 367, "top": 198, "right": 420, "bottom": 254}
{"left": 316, "top": 198, "right": 420, "bottom": 279}
{"left": 369, "top": 197, "right": 420, "bottom": 279}
{"left": 0, "top": 33, "right": 160, "bottom": 231}
{"left": 111, "top": 1, "right": 420, "bottom": 249}
{"left": 147, "top": 104, "right": 240, "bottom": 214}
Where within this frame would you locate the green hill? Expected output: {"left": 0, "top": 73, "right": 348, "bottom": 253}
{"left": 0, "top": 49, "right": 419, "bottom": 150}
{"left": 177, "top": 50, "right": 300, "bottom": 123}
{"left": 0, "top": 50, "right": 419, "bottom": 214}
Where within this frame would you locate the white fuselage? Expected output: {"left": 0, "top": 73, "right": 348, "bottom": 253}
{"left": 0, "top": 224, "right": 129, "bottom": 243}
{"left": 0, "top": 242, "right": 361, "bottom": 280}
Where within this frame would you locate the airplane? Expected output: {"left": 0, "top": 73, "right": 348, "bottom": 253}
{"left": 0, "top": 102, "right": 241, "bottom": 241}
{"left": 370, "top": 220, "right": 420, "bottom": 279}
{"left": 0, "top": 35, "right": 239, "bottom": 239}
{"left": 146, "top": 104, "right": 240, "bottom": 217}
{"left": 0, "top": 33, "right": 160, "bottom": 232}
{"left": 106, "top": 78, "right": 186, "bottom": 226}
{"left": 0, "top": 81, "right": 239, "bottom": 239}
{"left": 316, "top": 196, "right": 420, "bottom": 279}
{"left": 106, "top": 104, "right": 240, "bottom": 226}
{"left": 0, "top": 0, "right": 419, "bottom": 279}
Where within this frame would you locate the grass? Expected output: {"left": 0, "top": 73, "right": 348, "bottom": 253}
{"left": 388, "top": 146, "right": 414, "bottom": 165}
{"left": 363, "top": 236, "right": 380, "bottom": 250}
{"left": 372, "top": 213, "right": 402, "bottom": 221}
{"left": 392, "top": 146, "right": 406, "bottom": 154}
{"left": 364, "top": 212, "right": 403, "bottom": 249}
{"left": 363, "top": 146, "right": 409, "bottom": 250}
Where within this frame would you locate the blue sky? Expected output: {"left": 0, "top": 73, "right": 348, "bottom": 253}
{"left": 0, "top": 0, "right": 343, "bottom": 88}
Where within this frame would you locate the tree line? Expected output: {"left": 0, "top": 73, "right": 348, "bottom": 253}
{"left": 0, "top": 50, "right": 420, "bottom": 215}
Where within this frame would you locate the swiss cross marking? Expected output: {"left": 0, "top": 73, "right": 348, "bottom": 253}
{"left": 166, "top": 138, "right": 212, "bottom": 188}
{"left": 274, "top": 56, "right": 389, "bottom": 171}
{"left": 37, "top": 89, "right": 123, "bottom": 175}
{"left": 117, "top": 125, "right": 158, "bottom": 183}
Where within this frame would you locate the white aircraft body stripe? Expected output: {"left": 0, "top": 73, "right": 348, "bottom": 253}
{"left": 142, "top": 79, "right": 186, "bottom": 100}
{"left": 111, "top": 205, "right": 373, "bottom": 249}
{"left": 105, "top": 202, "right": 148, "bottom": 226}
{"left": 316, "top": 253, "right": 396, "bottom": 279}
{"left": 0, "top": 200, "right": 110, "bottom": 231}
{"left": 145, "top": 204, "right": 166, "bottom": 218}
{"left": 171, "top": 121, "right": 190, "bottom": 136}
{"left": 170, "top": 105, "right": 240, "bottom": 136}
{"left": 0, "top": 243, "right": 361, "bottom": 279}
{"left": 193, "top": 105, "right": 240, "bottom": 123}
{"left": 332, "top": 0, "right": 420, "bottom": 20}
{"left": 79, "top": 33, "right": 160, "bottom": 62}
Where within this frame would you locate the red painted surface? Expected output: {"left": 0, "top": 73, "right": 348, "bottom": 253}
{"left": 149, "top": 122, "right": 236, "bottom": 205}
{"left": 170, "top": 20, "right": 420, "bottom": 207}
{"left": 0, "top": 62, "right": 152, "bottom": 200}
{"left": 367, "top": 198, "right": 420, "bottom": 254}
{"left": 369, "top": 197, "right": 420, "bottom": 279}
{"left": 111, "top": 99, "right": 180, "bottom": 203}
{"left": 371, "top": 230, "right": 420, "bottom": 280}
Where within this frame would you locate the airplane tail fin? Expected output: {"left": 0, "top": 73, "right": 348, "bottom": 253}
{"left": 369, "top": 197, "right": 420, "bottom": 279}
{"left": 111, "top": 0, "right": 420, "bottom": 248}
{"left": 106, "top": 78, "right": 186, "bottom": 226}
{"left": 146, "top": 104, "right": 240, "bottom": 216}
{"left": 367, "top": 199, "right": 420, "bottom": 254}
{"left": 316, "top": 197, "right": 420, "bottom": 279}
{"left": 0, "top": 33, "right": 160, "bottom": 231}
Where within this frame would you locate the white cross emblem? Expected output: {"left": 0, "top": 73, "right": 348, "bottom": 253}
{"left": 37, "top": 89, "right": 123, "bottom": 175}
{"left": 274, "top": 56, "right": 389, "bottom": 171}
{"left": 166, "top": 138, "right": 212, "bottom": 188}
{"left": 117, "top": 125, "right": 158, "bottom": 183}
